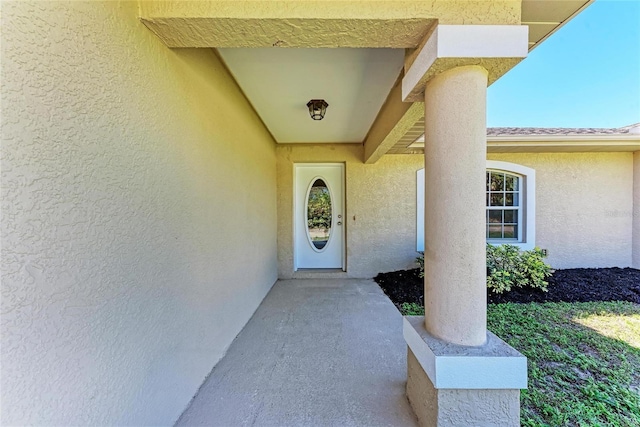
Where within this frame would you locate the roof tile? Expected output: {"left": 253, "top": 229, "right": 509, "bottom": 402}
{"left": 486, "top": 123, "right": 640, "bottom": 136}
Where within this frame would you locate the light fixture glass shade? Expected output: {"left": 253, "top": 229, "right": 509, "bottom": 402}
{"left": 307, "top": 99, "right": 329, "bottom": 120}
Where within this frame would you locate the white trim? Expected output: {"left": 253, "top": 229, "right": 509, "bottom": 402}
{"left": 403, "top": 317, "right": 528, "bottom": 390}
{"left": 437, "top": 25, "right": 530, "bottom": 58}
{"left": 416, "top": 168, "right": 425, "bottom": 252}
{"left": 402, "top": 25, "right": 529, "bottom": 100}
{"left": 403, "top": 26, "right": 438, "bottom": 101}
{"left": 404, "top": 317, "right": 437, "bottom": 381}
{"left": 486, "top": 161, "right": 536, "bottom": 250}
{"left": 521, "top": 21, "right": 562, "bottom": 25}
{"left": 486, "top": 170, "right": 523, "bottom": 244}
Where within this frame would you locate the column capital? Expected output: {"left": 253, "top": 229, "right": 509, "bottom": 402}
{"left": 402, "top": 24, "right": 529, "bottom": 102}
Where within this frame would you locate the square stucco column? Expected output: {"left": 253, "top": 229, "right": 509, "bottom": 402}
{"left": 404, "top": 65, "right": 527, "bottom": 427}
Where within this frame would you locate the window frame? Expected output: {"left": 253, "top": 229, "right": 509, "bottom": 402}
{"left": 416, "top": 161, "right": 535, "bottom": 251}
{"left": 486, "top": 170, "right": 523, "bottom": 244}
{"left": 486, "top": 161, "right": 535, "bottom": 250}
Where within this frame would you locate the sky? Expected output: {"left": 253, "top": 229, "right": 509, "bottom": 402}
{"left": 487, "top": 0, "right": 640, "bottom": 128}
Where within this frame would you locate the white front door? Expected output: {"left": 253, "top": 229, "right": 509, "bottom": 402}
{"left": 294, "top": 164, "right": 345, "bottom": 270}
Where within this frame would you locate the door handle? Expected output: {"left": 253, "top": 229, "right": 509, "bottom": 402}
{"left": 337, "top": 221, "right": 342, "bottom": 225}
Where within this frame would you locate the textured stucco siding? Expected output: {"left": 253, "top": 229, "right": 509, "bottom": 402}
{"left": 278, "top": 150, "right": 634, "bottom": 278}
{"left": 140, "top": 0, "right": 521, "bottom": 48}
{"left": 1, "top": 2, "right": 277, "bottom": 425}
{"left": 406, "top": 348, "right": 520, "bottom": 427}
{"left": 634, "top": 152, "right": 640, "bottom": 268}
{"left": 277, "top": 146, "right": 423, "bottom": 278}
{"left": 488, "top": 152, "right": 634, "bottom": 269}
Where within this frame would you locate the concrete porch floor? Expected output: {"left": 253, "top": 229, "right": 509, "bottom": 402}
{"left": 176, "top": 279, "right": 418, "bottom": 426}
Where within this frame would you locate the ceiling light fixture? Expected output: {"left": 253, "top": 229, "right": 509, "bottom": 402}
{"left": 306, "top": 99, "right": 329, "bottom": 120}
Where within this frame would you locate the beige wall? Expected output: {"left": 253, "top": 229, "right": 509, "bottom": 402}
{"left": 278, "top": 150, "right": 635, "bottom": 278}
{"left": 634, "top": 152, "right": 640, "bottom": 268}
{"left": 277, "top": 146, "right": 423, "bottom": 278}
{"left": 488, "top": 152, "right": 634, "bottom": 269}
{"left": 1, "top": 2, "right": 277, "bottom": 425}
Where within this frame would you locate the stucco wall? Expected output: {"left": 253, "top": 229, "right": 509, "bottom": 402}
{"left": 1, "top": 2, "right": 277, "bottom": 425}
{"left": 634, "top": 152, "right": 640, "bottom": 268}
{"left": 278, "top": 149, "right": 633, "bottom": 279}
{"left": 277, "top": 146, "right": 423, "bottom": 278}
{"left": 488, "top": 152, "right": 634, "bottom": 269}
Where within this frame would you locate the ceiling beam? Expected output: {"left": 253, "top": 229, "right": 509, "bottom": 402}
{"left": 365, "top": 23, "right": 530, "bottom": 163}
{"left": 402, "top": 25, "right": 529, "bottom": 102}
{"left": 141, "top": 17, "right": 434, "bottom": 48}
{"left": 363, "top": 77, "right": 424, "bottom": 164}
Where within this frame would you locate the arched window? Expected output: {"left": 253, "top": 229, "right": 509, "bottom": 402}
{"left": 417, "top": 161, "right": 535, "bottom": 251}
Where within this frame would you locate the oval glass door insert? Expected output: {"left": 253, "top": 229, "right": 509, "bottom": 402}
{"left": 306, "top": 178, "right": 332, "bottom": 250}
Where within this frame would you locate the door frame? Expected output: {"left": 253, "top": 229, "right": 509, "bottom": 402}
{"left": 293, "top": 163, "right": 346, "bottom": 271}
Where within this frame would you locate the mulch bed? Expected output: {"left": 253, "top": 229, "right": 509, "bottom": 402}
{"left": 374, "top": 267, "right": 640, "bottom": 309}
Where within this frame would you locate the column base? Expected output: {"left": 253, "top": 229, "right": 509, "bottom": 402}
{"left": 403, "top": 316, "right": 527, "bottom": 427}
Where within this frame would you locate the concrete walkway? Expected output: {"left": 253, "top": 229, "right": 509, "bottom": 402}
{"left": 176, "top": 279, "right": 418, "bottom": 427}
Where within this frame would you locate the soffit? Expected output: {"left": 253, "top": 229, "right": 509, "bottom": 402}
{"left": 390, "top": 129, "right": 640, "bottom": 154}
{"left": 522, "top": 0, "right": 593, "bottom": 50}
{"left": 486, "top": 138, "right": 640, "bottom": 153}
{"left": 487, "top": 129, "right": 640, "bottom": 153}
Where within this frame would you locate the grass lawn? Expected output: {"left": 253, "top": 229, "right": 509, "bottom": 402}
{"left": 401, "top": 301, "right": 640, "bottom": 427}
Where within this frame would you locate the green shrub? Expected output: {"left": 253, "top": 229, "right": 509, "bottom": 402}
{"left": 401, "top": 302, "right": 425, "bottom": 316}
{"left": 486, "top": 244, "right": 552, "bottom": 294}
{"left": 415, "top": 244, "right": 552, "bottom": 294}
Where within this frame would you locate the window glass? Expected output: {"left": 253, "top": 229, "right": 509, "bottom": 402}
{"left": 486, "top": 171, "right": 521, "bottom": 241}
{"left": 306, "top": 179, "right": 332, "bottom": 250}
{"left": 504, "top": 210, "right": 516, "bottom": 223}
{"left": 490, "top": 173, "right": 505, "bottom": 191}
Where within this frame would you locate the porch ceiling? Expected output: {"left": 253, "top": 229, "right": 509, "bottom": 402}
{"left": 139, "top": 0, "right": 594, "bottom": 155}
{"left": 217, "top": 48, "right": 404, "bottom": 144}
